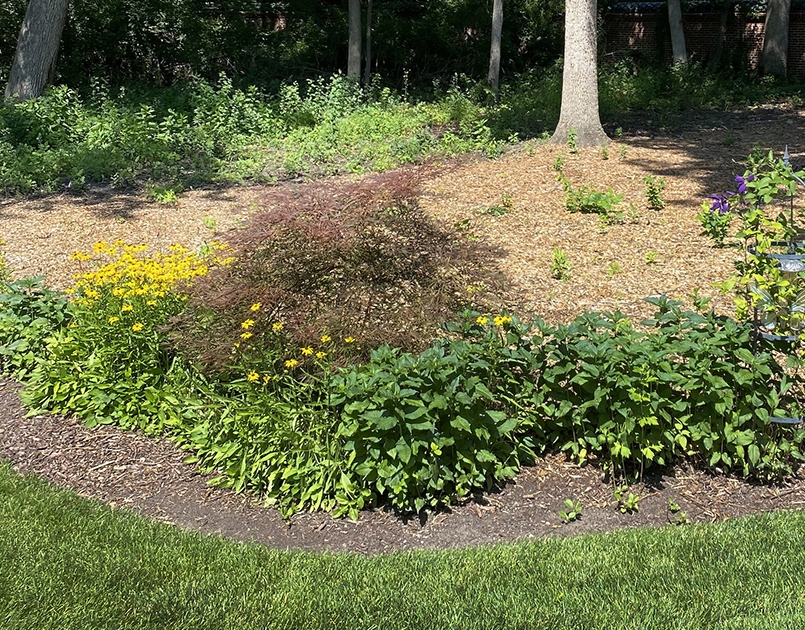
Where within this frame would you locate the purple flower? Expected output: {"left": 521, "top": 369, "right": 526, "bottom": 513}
{"left": 709, "top": 193, "right": 732, "bottom": 215}
{"left": 735, "top": 173, "right": 755, "bottom": 195}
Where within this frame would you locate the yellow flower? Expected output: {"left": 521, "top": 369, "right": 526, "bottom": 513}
{"left": 241, "top": 332, "right": 253, "bottom": 340}
{"left": 146, "top": 300, "right": 157, "bottom": 306}
{"left": 250, "top": 302, "right": 262, "bottom": 312}
{"left": 121, "top": 304, "right": 133, "bottom": 312}
{"left": 301, "top": 346, "right": 314, "bottom": 356}
{"left": 272, "top": 322, "right": 284, "bottom": 332}
{"left": 241, "top": 319, "right": 255, "bottom": 330}
{"left": 233, "top": 342, "right": 241, "bottom": 349}
{"left": 247, "top": 371, "right": 259, "bottom": 382}
{"left": 131, "top": 323, "right": 144, "bottom": 332}
{"left": 70, "top": 251, "right": 92, "bottom": 262}
{"left": 316, "top": 351, "right": 327, "bottom": 360}
{"left": 503, "top": 316, "right": 513, "bottom": 324}
{"left": 284, "top": 359, "right": 299, "bottom": 369}
{"left": 262, "top": 374, "right": 272, "bottom": 384}
{"left": 344, "top": 336, "right": 356, "bottom": 343}
{"left": 108, "top": 316, "right": 120, "bottom": 324}
{"left": 494, "top": 315, "right": 505, "bottom": 327}
{"left": 320, "top": 334, "right": 332, "bottom": 343}
{"left": 476, "top": 316, "right": 488, "bottom": 325}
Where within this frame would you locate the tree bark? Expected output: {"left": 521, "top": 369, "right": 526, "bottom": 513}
{"left": 488, "top": 0, "right": 503, "bottom": 90}
{"left": 5, "top": 0, "right": 69, "bottom": 101}
{"left": 551, "top": 0, "right": 608, "bottom": 147}
{"left": 761, "top": 0, "right": 791, "bottom": 77}
{"left": 347, "top": 0, "right": 362, "bottom": 79}
{"left": 667, "top": 0, "right": 687, "bottom": 65}
{"left": 363, "top": 0, "right": 373, "bottom": 85}
{"left": 708, "top": 0, "right": 730, "bottom": 71}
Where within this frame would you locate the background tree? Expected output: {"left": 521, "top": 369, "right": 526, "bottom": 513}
{"left": 5, "top": 0, "right": 69, "bottom": 100}
{"left": 363, "top": 0, "right": 373, "bottom": 84}
{"left": 761, "top": 0, "right": 791, "bottom": 77}
{"left": 348, "top": 0, "right": 362, "bottom": 79}
{"left": 667, "top": 0, "right": 687, "bottom": 65}
{"left": 551, "top": 0, "right": 608, "bottom": 146}
{"left": 488, "top": 0, "right": 504, "bottom": 90}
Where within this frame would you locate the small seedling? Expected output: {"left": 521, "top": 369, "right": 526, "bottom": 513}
{"left": 601, "top": 145, "right": 609, "bottom": 160}
{"left": 668, "top": 498, "right": 689, "bottom": 525}
{"left": 614, "top": 484, "right": 640, "bottom": 513}
{"left": 202, "top": 216, "right": 217, "bottom": 231}
{"left": 644, "top": 251, "right": 659, "bottom": 265}
{"left": 553, "top": 156, "right": 565, "bottom": 173}
{"left": 606, "top": 261, "right": 622, "bottom": 277}
{"left": 619, "top": 145, "right": 627, "bottom": 159}
{"left": 550, "top": 248, "right": 570, "bottom": 280}
{"left": 567, "top": 128, "right": 578, "bottom": 154}
{"left": 559, "top": 499, "right": 583, "bottom": 523}
{"left": 147, "top": 184, "right": 181, "bottom": 204}
{"left": 644, "top": 175, "right": 666, "bottom": 211}
{"left": 614, "top": 127, "right": 623, "bottom": 139}
{"left": 481, "top": 193, "right": 514, "bottom": 216}
{"left": 687, "top": 288, "right": 713, "bottom": 313}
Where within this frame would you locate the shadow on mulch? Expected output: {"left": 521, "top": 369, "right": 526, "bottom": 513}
{"left": 2, "top": 378, "right": 804, "bottom": 556}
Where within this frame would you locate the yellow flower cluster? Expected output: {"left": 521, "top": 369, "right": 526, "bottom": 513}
{"left": 477, "top": 314, "right": 513, "bottom": 327}
{"left": 70, "top": 240, "right": 230, "bottom": 301}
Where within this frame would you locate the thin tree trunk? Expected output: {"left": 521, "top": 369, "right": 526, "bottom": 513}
{"left": 667, "top": 0, "right": 687, "bottom": 65}
{"left": 761, "top": 0, "right": 791, "bottom": 77}
{"left": 5, "top": 0, "right": 69, "bottom": 101}
{"left": 347, "top": 0, "right": 362, "bottom": 79}
{"left": 708, "top": 0, "right": 730, "bottom": 71}
{"left": 551, "top": 0, "right": 608, "bottom": 147}
{"left": 488, "top": 0, "right": 503, "bottom": 90}
{"left": 363, "top": 0, "right": 372, "bottom": 85}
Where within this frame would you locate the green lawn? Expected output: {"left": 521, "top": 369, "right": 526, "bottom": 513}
{"left": 2, "top": 462, "right": 805, "bottom": 629}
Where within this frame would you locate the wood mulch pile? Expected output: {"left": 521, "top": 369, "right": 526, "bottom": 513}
{"left": 2, "top": 105, "right": 805, "bottom": 554}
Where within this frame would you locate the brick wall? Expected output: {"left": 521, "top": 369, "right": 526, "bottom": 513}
{"left": 603, "top": 7, "right": 805, "bottom": 77}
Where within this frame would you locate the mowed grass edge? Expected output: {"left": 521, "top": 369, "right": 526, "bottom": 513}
{"left": 1, "top": 461, "right": 804, "bottom": 630}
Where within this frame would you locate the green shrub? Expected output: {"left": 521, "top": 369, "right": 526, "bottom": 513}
{"left": 0, "top": 277, "right": 70, "bottom": 379}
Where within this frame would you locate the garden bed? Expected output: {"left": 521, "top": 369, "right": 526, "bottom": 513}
{"left": 2, "top": 105, "right": 805, "bottom": 552}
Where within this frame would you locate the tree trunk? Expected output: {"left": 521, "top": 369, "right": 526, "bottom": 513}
{"left": 363, "top": 0, "right": 373, "bottom": 85}
{"left": 761, "top": 0, "right": 791, "bottom": 77}
{"left": 551, "top": 0, "right": 608, "bottom": 147}
{"left": 667, "top": 0, "right": 687, "bottom": 65}
{"left": 347, "top": 0, "right": 362, "bottom": 79}
{"left": 487, "top": 0, "right": 503, "bottom": 90}
{"left": 5, "top": 0, "right": 69, "bottom": 101}
{"left": 708, "top": 0, "right": 730, "bottom": 71}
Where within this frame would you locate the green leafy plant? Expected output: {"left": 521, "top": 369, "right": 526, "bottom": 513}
{"left": 644, "top": 251, "right": 659, "bottom": 265}
{"left": 614, "top": 485, "right": 640, "bottom": 513}
{"left": 600, "top": 145, "right": 609, "bottom": 160}
{"left": 481, "top": 193, "right": 514, "bottom": 217}
{"left": 667, "top": 498, "right": 689, "bottom": 525}
{"left": 567, "top": 128, "right": 578, "bottom": 154}
{"left": 550, "top": 248, "right": 570, "bottom": 280}
{"left": 565, "top": 183, "right": 623, "bottom": 216}
{"left": 552, "top": 156, "right": 565, "bottom": 173}
{"left": 644, "top": 175, "right": 666, "bottom": 211}
{"left": 147, "top": 184, "right": 181, "bottom": 204}
{"left": 559, "top": 498, "right": 583, "bottom": 523}
{"left": 606, "top": 261, "right": 622, "bottom": 277}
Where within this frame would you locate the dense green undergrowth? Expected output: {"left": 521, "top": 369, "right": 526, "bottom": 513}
{"left": 4, "top": 462, "right": 805, "bottom": 629}
{"left": 1, "top": 64, "right": 801, "bottom": 195}
{"left": 2, "top": 164, "right": 805, "bottom": 519}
